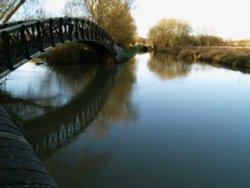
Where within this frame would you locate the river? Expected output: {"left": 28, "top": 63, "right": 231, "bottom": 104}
{"left": 1, "top": 51, "right": 250, "bottom": 188}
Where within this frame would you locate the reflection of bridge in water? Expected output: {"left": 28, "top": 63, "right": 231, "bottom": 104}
{"left": 21, "top": 65, "right": 120, "bottom": 160}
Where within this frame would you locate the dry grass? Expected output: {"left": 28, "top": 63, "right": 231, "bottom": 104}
{"left": 165, "top": 46, "right": 250, "bottom": 69}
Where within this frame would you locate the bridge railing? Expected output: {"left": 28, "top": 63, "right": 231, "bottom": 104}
{"left": 0, "top": 17, "right": 114, "bottom": 71}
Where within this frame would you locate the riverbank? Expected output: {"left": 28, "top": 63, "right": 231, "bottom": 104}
{"left": 113, "top": 46, "right": 141, "bottom": 63}
{"left": 125, "top": 46, "right": 141, "bottom": 56}
{"left": 157, "top": 46, "right": 250, "bottom": 69}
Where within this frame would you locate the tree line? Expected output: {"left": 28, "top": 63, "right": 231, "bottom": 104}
{"left": 1, "top": 1, "right": 227, "bottom": 49}
{"left": 64, "top": 0, "right": 136, "bottom": 46}
{"left": 0, "top": 0, "right": 137, "bottom": 47}
{"left": 147, "top": 18, "right": 225, "bottom": 49}
{"left": 0, "top": 0, "right": 25, "bottom": 23}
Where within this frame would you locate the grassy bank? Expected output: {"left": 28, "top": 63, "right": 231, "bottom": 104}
{"left": 159, "top": 46, "right": 250, "bottom": 69}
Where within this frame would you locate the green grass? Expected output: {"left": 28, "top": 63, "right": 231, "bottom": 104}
{"left": 118, "top": 46, "right": 140, "bottom": 62}
{"left": 124, "top": 46, "right": 139, "bottom": 57}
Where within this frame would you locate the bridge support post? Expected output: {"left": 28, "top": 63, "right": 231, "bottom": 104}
{"left": 49, "top": 19, "right": 55, "bottom": 47}
{"left": 36, "top": 21, "right": 44, "bottom": 52}
{"left": 74, "top": 18, "right": 79, "bottom": 40}
{"left": 1, "top": 31, "right": 14, "bottom": 70}
{"left": 59, "top": 18, "right": 64, "bottom": 43}
{"left": 20, "top": 26, "right": 31, "bottom": 59}
{"left": 68, "top": 18, "right": 73, "bottom": 41}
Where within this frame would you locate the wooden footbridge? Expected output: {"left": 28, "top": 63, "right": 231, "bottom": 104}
{"left": 0, "top": 17, "right": 115, "bottom": 77}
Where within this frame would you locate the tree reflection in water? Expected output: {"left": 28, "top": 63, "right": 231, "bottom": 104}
{"left": 94, "top": 58, "right": 138, "bottom": 139}
{"left": 148, "top": 53, "right": 192, "bottom": 80}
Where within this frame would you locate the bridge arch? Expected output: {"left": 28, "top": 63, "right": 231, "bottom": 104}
{"left": 0, "top": 17, "right": 115, "bottom": 73}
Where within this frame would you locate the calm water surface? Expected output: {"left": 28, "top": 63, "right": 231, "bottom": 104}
{"left": 1, "top": 53, "right": 250, "bottom": 188}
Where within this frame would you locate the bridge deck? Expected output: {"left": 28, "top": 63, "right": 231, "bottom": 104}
{"left": 0, "top": 105, "right": 58, "bottom": 188}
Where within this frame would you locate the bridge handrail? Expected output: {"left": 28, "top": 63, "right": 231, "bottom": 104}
{"left": 0, "top": 20, "right": 37, "bottom": 33}
{"left": 0, "top": 20, "right": 36, "bottom": 30}
{"left": 0, "top": 17, "right": 113, "bottom": 41}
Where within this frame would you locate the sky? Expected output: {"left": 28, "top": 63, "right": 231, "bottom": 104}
{"left": 44, "top": 0, "right": 66, "bottom": 15}
{"left": 44, "top": 0, "right": 250, "bottom": 40}
{"left": 131, "top": 0, "right": 250, "bottom": 39}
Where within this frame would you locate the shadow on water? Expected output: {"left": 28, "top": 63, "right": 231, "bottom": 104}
{"left": 0, "top": 42, "right": 138, "bottom": 161}
{"left": 147, "top": 53, "right": 192, "bottom": 80}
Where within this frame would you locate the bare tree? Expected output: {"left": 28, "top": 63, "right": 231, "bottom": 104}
{"left": 0, "top": 0, "right": 25, "bottom": 23}
{"left": 83, "top": 0, "right": 115, "bottom": 23}
{"left": 63, "top": 0, "right": 86, "bottom": 17}
{"left": 10, "top": 0, "right": 49, "bottom": 21}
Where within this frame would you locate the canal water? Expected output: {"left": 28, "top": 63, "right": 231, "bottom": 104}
{"left": 1, "top": 51, "right": 250, "bottom": 188}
